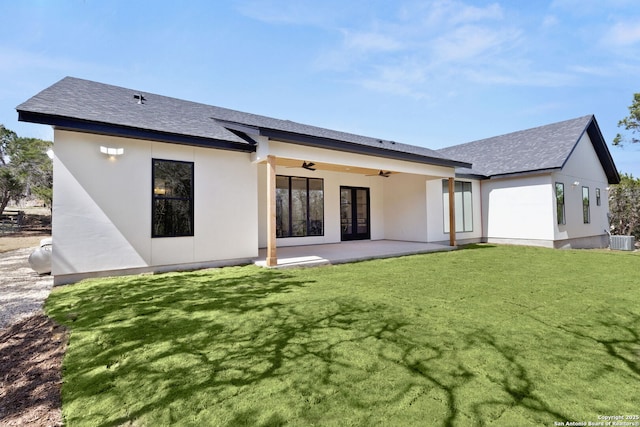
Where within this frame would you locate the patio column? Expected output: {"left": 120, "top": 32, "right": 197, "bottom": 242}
{"left": 266, "top": 154, "right": 278, "bottom": 266}
{"left": 448, "top": 177, "right": 456, "bottom": 246}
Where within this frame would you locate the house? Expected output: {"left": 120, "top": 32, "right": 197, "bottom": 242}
{"left": 438, "top": 115, "right": 620, "bottom": 249}
{"left": 17, "top": 77, "right": 620, "bottom": 284}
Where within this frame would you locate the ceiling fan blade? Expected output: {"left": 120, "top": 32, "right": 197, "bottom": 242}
{"left": 365, "top": 170, "right": 391, "bottom": 177}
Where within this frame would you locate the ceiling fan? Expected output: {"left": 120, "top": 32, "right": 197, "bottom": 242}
{"left": 301, "top": 161, "right": 316, "bottom": 171}
{"left": 366, "top": 170, "right": 392, "bottom": 178}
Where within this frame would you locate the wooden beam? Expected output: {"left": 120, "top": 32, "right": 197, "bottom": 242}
{"left": 448, "top": 177, "right": 456, "bottom": 247}
{"left": 266, "top": 155, "right": 278, "bottom": 266}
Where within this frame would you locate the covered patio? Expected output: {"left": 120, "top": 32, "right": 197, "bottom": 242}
{"left": 254, "top": 240, "right": 455, "bottom": 268}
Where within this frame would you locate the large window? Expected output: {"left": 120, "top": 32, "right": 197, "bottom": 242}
{"left": 276, "top": 176, "right": 324, "bottom": 237}
{"left": 582, "top": 186, "right": 590, "bottom": 224}
{"left": 556, "top": 182, "right": 565, "bottom": 225}
{"left": 152, "top": 159, "right": 194, "bottom": 237}
{"left": 442, "top": 180, "right": 473, "bottom": 233}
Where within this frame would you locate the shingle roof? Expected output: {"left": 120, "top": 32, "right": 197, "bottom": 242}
{"left": 17, "top": 77, "right": 469, "bottom": 168}
{"left": 438, "top": 115, "right": 620, "bottom": 184}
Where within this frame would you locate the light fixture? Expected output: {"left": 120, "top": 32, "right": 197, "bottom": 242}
{"left": 100, "top": 146, "right": 124, "bottom": 156}
{"left": 572, "top": 181, "right": 580, "bottom": 187}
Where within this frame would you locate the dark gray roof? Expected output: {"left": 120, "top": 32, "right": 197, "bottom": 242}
{"left": 17, "top": 77, "right": 469, "bottom": 168}
{"left": 438, "top": 115, "right": 620, "bottom": 184}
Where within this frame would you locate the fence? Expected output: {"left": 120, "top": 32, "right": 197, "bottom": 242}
{"left": 0, "top": 210, "right": 25, "bottom": 234}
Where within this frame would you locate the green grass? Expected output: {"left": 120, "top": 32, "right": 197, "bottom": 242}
{"left": 45, "top": 245, "right": 640, "bottom": 426}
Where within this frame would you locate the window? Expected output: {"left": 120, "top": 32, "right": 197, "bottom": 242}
{"left": 582, "top": 186, "right": 590, "bottom": 224}
{"left": 442, "top": 180, "right": 473, "bottom": 233}
{"left": 596, "top": 188, "right": 601, "bottom": 206}
{"left": 152, "top": 159, "right": 194, "bottom": 237}
{"left": 276, "top": 176, "right": 324, "bottom": 237}
{"left": 556, "top": 182, "right": 565, "bottom": 225}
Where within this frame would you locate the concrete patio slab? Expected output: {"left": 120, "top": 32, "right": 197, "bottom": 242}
{"left": 254, "top": 240, "right": 455, "bottom": 268}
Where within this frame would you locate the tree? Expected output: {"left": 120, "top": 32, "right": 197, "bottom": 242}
{"left": 613, "top": 93, "right": 640, "bottom": 146}
{"left": 608, "top": 173, "right": 640, "bottom": 239}
{"left": 0, "top": 124, "right": 52, "bottom": 214}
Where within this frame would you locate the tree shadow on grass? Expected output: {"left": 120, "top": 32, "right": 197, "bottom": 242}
{"left": 45, "top": 267, "right": 640, "bottom": 426}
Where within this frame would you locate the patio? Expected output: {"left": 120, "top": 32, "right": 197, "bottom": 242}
{"left": 254, "top": 240, "right": 455, "bottom": 268}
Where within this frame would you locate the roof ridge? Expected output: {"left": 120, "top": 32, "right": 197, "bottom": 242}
{"left": 59, "top": 77, "right": 415, "bottom": 150}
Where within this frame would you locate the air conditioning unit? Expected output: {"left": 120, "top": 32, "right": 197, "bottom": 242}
{"left": 610, "top": 235, "right": 635, "bottom": 251}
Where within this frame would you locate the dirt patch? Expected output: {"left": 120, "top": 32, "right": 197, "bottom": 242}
{"left": 0, "top": 218, "right": 63, "bottom": 426}
{"left": 0, "top": 235, "right": 50, "bottom": 254}
{"left": 0, "top": 313, "right": 67, "bottom": 426}
{"left": 0, "top": 211, "right": 51, "bottom": 253}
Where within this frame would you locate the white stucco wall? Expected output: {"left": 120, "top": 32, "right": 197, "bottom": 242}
{"left": 552, "top": 133, "right": 610, "bottom": 244}
{"left": 481, "top": 174, "right": 555, "bottom": 243}
{"left": 383, "top": 174, "right": 428, "bottom": 242}
{"left": 52, "top": 130, "right": 257, "bottom": 282}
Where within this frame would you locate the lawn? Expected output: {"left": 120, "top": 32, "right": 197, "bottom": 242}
{"left": 45, "top": 245, "right": 640, "bottom": 426}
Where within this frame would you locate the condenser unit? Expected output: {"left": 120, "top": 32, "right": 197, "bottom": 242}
{"left": 610, "top": 235, "right": 635, "bottom": 251}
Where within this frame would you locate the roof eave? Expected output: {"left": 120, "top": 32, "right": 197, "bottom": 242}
{"left": 585, "top": 118, "right": 621, "bottom": 185}
{"left": 18, "top": 110, "right": 255, "bottom": 153}
{"left": 258, "top": 127, "right": 472, "bottom": 169}
{"left": 486, "top": 167, "right": 562, "bottom": 180}
{"left": 455, "top": 172, "right": 488, "bottom": 180}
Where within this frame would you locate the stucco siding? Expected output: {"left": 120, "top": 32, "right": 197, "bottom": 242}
{"left": 52, "top": 130, "right": 257, "bottom": 281}
{"left": 383, "top": 174, "right": 428, "bottom": 242}
{"left": 482, "top": 175, "right": 555, "bottom": 241}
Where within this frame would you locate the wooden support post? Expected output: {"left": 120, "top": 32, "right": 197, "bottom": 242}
{"left": 266, "top": 155, "right": 277, "bottom": 266}
{"left": 448, "top": 177, "right": 456, "bottom": 247}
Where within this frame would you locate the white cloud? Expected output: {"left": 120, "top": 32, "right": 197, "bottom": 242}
{"left": 541, "top": 15, "right": 559, "bottom": 29}
{"left": 343, "top": 31, "right": 403, "bottom": 52}
{"left": 431, "top": 25, "right": 520, "bottom": 63}
{"left": 400, "top": 0, "right": 503, "bottom": 26}
{"left": 248, "top": 0, "right": 630, "bottom": 98}
{"left": 358, "top": 60, "right": 429, "bottom": 98}
{"left": 449, "top": 2, "right": 503, "bottom": 24}
{"left": 603, "top": 21, "right": 640, "bottom": 47}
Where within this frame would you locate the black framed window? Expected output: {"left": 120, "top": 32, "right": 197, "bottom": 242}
{"left": 582, "top": 186, "right": 590, "bottom": 224}
{"left": 556, "top": 182, "right": 565, "bottom": 225}
{"left": 442, "top": 180, "right": 473, "bottom": 233}
{"left": 596, "top": 188, "right": 601, "bottom": 206}
{"left": 152, "top": 159, "right": 194, "bottom": 237}
{"left": 276, "top": 175, "right": 323, "bottom": 237}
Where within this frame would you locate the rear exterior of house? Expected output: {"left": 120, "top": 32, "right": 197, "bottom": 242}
{"left": 18, "top": 77, "right": 469, "bottom": 284}
{"left": 17, "top": 77, "right": 620, "bottom": 284}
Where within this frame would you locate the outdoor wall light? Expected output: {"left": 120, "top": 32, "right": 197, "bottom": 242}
{"left": 572, "top": 181, "right": 580, "bottom": 187}
{"left": 100, "top": 146, "right": 124, "bottom": 156}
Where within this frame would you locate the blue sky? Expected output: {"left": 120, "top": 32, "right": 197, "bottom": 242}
{"left": 2, "top": 0, "right": 639, "bottom": 176}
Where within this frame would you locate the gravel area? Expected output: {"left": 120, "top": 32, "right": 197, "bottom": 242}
{"left": 0, "top": 247, "right": 54, "bottom": 329}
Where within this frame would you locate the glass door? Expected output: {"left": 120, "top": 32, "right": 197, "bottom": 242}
{"left": 340, "top": 186, "right": 370, "bottom": 240}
